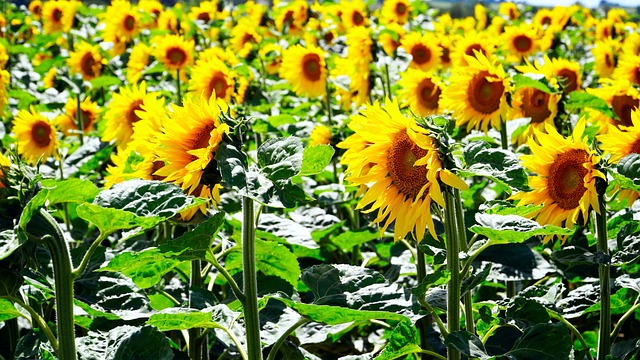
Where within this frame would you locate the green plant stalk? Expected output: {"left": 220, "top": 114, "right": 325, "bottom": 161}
{"left": 444, "top": 188, "right": 460, "bottom": 360}
{"left": 57, "top": 153, "right": 72, "bottom": 235}
{"left": 417, "top": 298, "right": 448, "bottom": 338}
{"left": 242, "top": 197, "right": 262, "bottom": 360}
{"left": 415, "top": 244, "right": 431, "bottom": 354}
{"left": 611, "top": 302, "right": 640, "bottom": 341}
{"left": 548, "top": 310, "right": 595, "bottom": 360}
{"left": 324, "top": 73, "right": 333, "bottom": 126}
{"left": 176, "top": 69, "right": 182, "bottom": 105}
{"left": 498, "top": 117, "right": 518, "bottom": 298}
{"left": 594, "top": 193, "right": 610, "bottom": 360}
{"left": 209, "top": 250, "right": 246, "bottom": 303}
{"left": 417, "top": 350, "right": 447, "bottom": 360}
{"left": 3, "top": 295, "right": 58, "bottom": 352}
{"left": 71, "top": 233, "right": 107, "bottom": 279}
{"left": 453, "top": 189, "right": 474, "bottom": 335}
{"left": 34, "top": 210, "right": 76, "bottom": 360}
{"left": 266, "top": 318, "right": 310, "bottom": 360}
{"left": 189, "top": 260, "right": 203, "bottom": 360}
{"left": 75, "top": 95, "right": 84, "bottom": 145}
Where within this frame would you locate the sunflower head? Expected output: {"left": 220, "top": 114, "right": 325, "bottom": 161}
{"left": 509, "top": 84, "right": 561, "bottom": 145}
{"left": 280, "top": 44, "right": 327, "bottom": 98}
{"left": 67, "top": 42, "right": 103, "bottom": 81}
{"left": 102, "top": 82, "right": 160, "bottom": 147}
{"left": 587, "top": 79, "right": 640, "bottom": 131}
{"left": 55, "top": 97, "right": 100, "bottom": 136}
{"left": 547, "top": 57, "right": 582, "bottom": 95}
{"left": 188, "top": 58, "right": 235, "bottom": 102}
{"left": 29, "top": 0, "right": 43, "bottom": 19}
{"left": 127, "top": 43, "right": 152, "bottom": 84}
{"left": 230, "top": 20, "right": 262, "bottom": 58}
{"left": 380, "top": 0, "right": 411, "bottom": 25}
{"left": 309, "top": 125, "right": 333, "bottom": 146}
{"left": 512, "top": 119, "right": 604, "bottom": 242}
{"left": 613, "top": 53, "right": 640, "bottom": 86}
{"left": 398, "top": 69, "right": 443, "bottom": 117}
{"left": 338, "top": 98, "right": 467, "bottom": 242}
{"left": 592, "top": 39, "right": 619, "bottom": 79}
{"left": 379, "top": 22, "right": 405, "bottom": 57}
{"left": 13, "top": 107, "right": 58, "bottom": 165}
{"left": 400, "top": 32, "right": 442, "bottom": 71}
{"left": 340, "top": 1, "right": 368, "bottom": 30}
{"left": 452, "top": 32, "right": 495, "bottom": 67}
{"left": 154, "top": 34, "right": 194, "bottom": 72}
{"left": 42, "top": 1, "right": 76, "bottom": 34}
{"left": 502, "top": 25, "right": 540, "bottom": 63}
{"left": 599, "top": 108, "right": 640, "bottom": 164}
{"left": 0, "top": 69, "right": 9, "bottom": 114}
{"left": 499, "top": 2, "right": 520, "bottom": 21}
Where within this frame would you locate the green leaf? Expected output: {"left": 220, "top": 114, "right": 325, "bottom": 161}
{"left": 18, "top": 190, "right": 49, "bottom": 231}
{"left": 272, "top": 297, "right": 408, "bottom": 325}
{"left": 267, "top": 114, "right": 297, "bottom": 127}
{"left": 506, "top": 297, "right": 550, "bottom": 325}
{"left": 98, "top": 213, "right": 224, "bottom": 288}
{"left": 583, "top": 287, "right": 637, "bottom": 315}
{"left": 617, "top": 153, "right": 640, "bottom": 187}
{"left": 226, "top": 238, "right": 301, "bottom": 287}
{"left": 0, "top": 230, "right": 24, "bottom": 261}
{"left": 445, "top": 331, "right": 490, "bottom": 359}
{"left": 90, "top": 75, "right": 122, "bottom": 89}
{"left": 215, "top": 142, "right": 248, "bottom": 191}
{"left": 147, "top": 308, "right": 226, "bottom": 331}
{"left": 77, "top": 203, "right": 163, "bottom": 236}
{"left": 474, "top": 243, "right": 554, "bottom": 281}
{"left": 8, "top": 89, "right": 37, "bottom": 108}
{"left": 76, "top": 325, "right": 173, "bottom": 360}
{"left": 40, "top": 178, "right": 100, "bottom": 204}
{"left": 461, "top": 143, "right": 529, "bottom": 192}
{"left": 300, "top": 145, "right": 335, "bottom": 176}
{"left": 375, "top": 321, "right": 422, "bottom": 360}
{"left": 505, "top": 323, "right": 571, "bottom": 360}
{"left": 470, "top": 214, "right": 573, "bottom": 244}
{"left": 0, "top": 298, "right": 23, "bottom": 322}
{"left": 565, "top": 92, "right": 616, "bottom": 119}
{"left": 512, "top": 74, "right": 555, "bottom": 94}
{"left": 331, "top": 228, "right": 379, "bottom": 252}
{"left": 480, "top": 201, "right": 543, "bottom": 217}
{"left": 412, "top": 270, "right": 451, "bottom": 300}
{"left": 258, "top": 137, "right": 303, "bottom": 180}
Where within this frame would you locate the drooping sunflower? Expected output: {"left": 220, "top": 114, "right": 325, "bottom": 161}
{"left": 126, "top": 43, "right": 152, "bottom": 84}
{"left": 67, "top": 42, "right": 103, "bottom": 81}
{"left": 440, "top": 51, "right": 512, "bottom": 133}
{"left": 102, "top": 82, "right": 160, "bottom": 147}
{"left": 501, "top": 24, "right": 540, "bottom": 63}
{"left": 154, "top": 34, "right": 195, "bottom": 72}
{"left": 511, "top": 119, "right": 604, "bottom": 242}
{"left": 592, "top": 39, "right": 619, "bottom": 79}
{"left": 613, "top": 53, "right": 640, "bottom": 86}
{"left": 398, "top": 69, "right": 443, "bottom": 117}
{"left": 400, "top": 32, "right": 441, "bottom": 71}
{"left": 13, "top": 108, "right": 58, "bottom": 165}
{"left": 154, "top": 96, "right": 230, "bottom": 221}
{"left": 586, "top": 79, "right": 640, "bottom": 131}
{"left": 42, "top": 0, "right": 76, "bottom": 34}
{"left": 280, "top": 44, "right": 327, "bottom": 98}
{"left": 338, "top": 98, "right": 468, "bottom": 242}
{"left": 188, "top": 58, "right": 235, "bottom": 102}
{"left": 54, "top": 97, "right": 100, "bottom": 136}
{"left": 380, "top": 0, "right": 411, "bottom": 25}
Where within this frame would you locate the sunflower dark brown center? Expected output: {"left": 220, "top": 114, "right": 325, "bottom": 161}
{"left": 167, "top": 47, "right": 187, "bottom": 66}
{"left": 127, "top": 100, "right": 144, "bottom": 124}
{"left": 208, "top": 74, "right": 229, "bottom": 99}
{"left": 556, "top": 68, "right": 578, "bottom": 94}
{"left": 197, "top": 12, "right": 211, "bottom": 23}
{"left": 418, "top": 78, "right": 441, "bottom": 110}
{"left": 395, "top": 2, "right": 407, "bottom": 15}
{"left": 242, "top": 33, "right": 256, "bottom": 45}
{"left": 604, "top": 53, "right": 614, "bottom": 68}
{"left": 440, "top": 45, "right": 451, "bottom": 64}
{"left": 548, "top": 149, "right": 589, "bottom": 210}
{"left": 324, "top": 32, "right": 335, "bottom": 44}
{"left": 80, "top": 109, "right": 94, "bottom": 129}
{"left": 53, "top": 8, "right": 63, "bottom": 22}
{"left": 522, "top": 88, "right": 551, "bottom": 123}
{"left": 80, "top": 53, "right": 96, "bottom": 78}
{"left": 468, "top": 71, "right": 504, "bottom": 115}
{"left": 302, "top": 53, "right": 322, "bottom": 81}
{"left": 633, "top": 66, "right": 640, "bottom": 85}
{"left": 352, "top": 11, "right": 364, "bottom": 26}
{"left": 411, "top": 44, "right": 431, "bottom": 65}
{"left": 193, "top": 124, "right": 215, "bottom": 150}
{"left": 611, "top": 95, "right": 639, "bottom": 127}
{"left": 541, "top": 16, "right": 551, "bottom": 25}
{"left": 387, "top": 130, "right": 428, "bottom": 199}
{"left": 513, "top": 34, "right": 533, "bottom": 52}
{"left": 124, "top": 14, "right": 136, "bottom": 31}
{"left": 31, "top": 121, "right": 51, "bottom": 147}
{"left": 33, "top": 5, "right": 41, "bottom": 16}
{"left": 631, "top": 138, "right": 640, "bottom": 154}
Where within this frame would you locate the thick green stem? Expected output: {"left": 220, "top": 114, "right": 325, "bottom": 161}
{"left": 75, "top": 95, "right": 84, "bottom": 145}
{"left": 324, "top": 75, "right": 333, "bottom": 126}
{"left": 498, "top": 117, "right": 518, "bottom": 298}
{"left": 266, "top": 318, "right": 310, "bottom": 360}
{"left": 189, "top": 260, "right": 203, "bottom": 360}
{"left": 594, "top": 193, "right": 610, "bottom": 360}
{"left": 548, "top": 310, "right": 595, "bottom": 360}
{"left": 176, "top": 69, "right": 182, "bottom": 105}
{"left": 242, "top": 197, "right": 262, "bottom": 360}
{"left": 453, "top": 189, "right": 474, "bottom": 335}
{"left": 33, "top": 210, "right": 76, "bottom": 360}
{"left": 444, "top": 189, "right": 460, "bottom": 360}
{"left": 71, "top": 233, "right": 107, "bottom": 279}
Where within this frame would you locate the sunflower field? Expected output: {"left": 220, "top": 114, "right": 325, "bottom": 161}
{"left": 1, "top": 0, "right": 640, "bottom": 359}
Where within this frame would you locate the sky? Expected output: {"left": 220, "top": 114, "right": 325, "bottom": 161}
{"left": 523, "top": 0, "right": 639, "bottom": 7}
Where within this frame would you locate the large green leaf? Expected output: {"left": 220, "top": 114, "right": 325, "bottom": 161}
{"left": 460, "top": 142, "right": 529, "bottom": 192}
{"left": 470, "top": 214, "right": 573, "bottom": 244}
{"left": 617, "top": 153, "right": 640, "bottom": 187}
{"left": 147, "top": 308, "right": 226, "bottom": 331}
{"left": 375, "top": 320, "right": 422, "bottom": 360}
{"left": 40, "top": 178, "right": 100, "bottom": 204}
{"left": 300, "top": 145, "right": 335, "bottom": 176}
{"left": 76, "top": 325, "right": 173, "bottom": 360}
{"left": 98, "top": 213, "right": 224, "bottom": 288}
{"left": 89, "top": 75, "right": 121, "bottom": 89}
{"left": 0, "top": 298, "right": 23, "bottom": 322}
{"left": 76, "top": 203, "right": 163, "bottom": 236}
{"left": 445, "top": 331, "right": 490, "bottom": 359}
{"left": 331, "top": 228, "right": 380, "bottom": 252}
{"left": 565, "top": 92, "right": 616, "bottom": 119}
{"left": 505, "top": 323, "right": 571, "bottom": 360}
{"left": 226, "top": 238, "right": 301, "bottom": 287}
{"left": 258, "top": 137, "right": 303, "bottom": 180}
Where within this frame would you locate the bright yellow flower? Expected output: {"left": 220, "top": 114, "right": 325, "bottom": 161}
{"left": 229, "top": 20, "right": 262, "bottom": 58}
{"left": 280, "top": 44, "right": 327, "bottom": 98}
{"left": 0, "top": 152, "right": 10, "bottom": 188}
{"left": 592, "top": 39, "right": 619, "bottom": 79}
{"left": 54, "top": 97, "right": 100, "bottom": 136}
{"left": 188, "top": 58, "right": 235, "bottom": 102}
{"left": 154, "top": 34, "right": 194, "bottom": 72}
{"left": 340, "top": 1, "right": 368, "bottom": 30}
{"left": 400, "top": 32, "right": 441, "bottom": 71}
{"left": 102, "top": 82, "right": 160, "bottom": 147}
{"left": 599, "top": 108, "right": 640, "bottom": 164}
{"left": 127, "top": 43, "right": 152, "bottom": 84}
{"left": 309, "top": 125, "right": 332, "bottom": 146}
{"left": 380, "top": 0, "right": 411, "bottom": 25}
{"left": 67, "top": 42, "right": 103, "bottom": 81}
{"left": 42, "top": 1, "right": 76, "bottom": 34}
{"left": 501, "top": 24, "right": 540, "bottom": 63}
{"left": 398, "top": 70, "right": 443, "bottom": 117}
{"left": 499, "top": 2, "right": 520, "bottom": 21}
{"left": 451, "top": 31, "right": 496, "bottom": 67}
{"left": 29, "top": 0, "right": 43, "bottom": 20}
{"left": 13, "top": 108, "right": 58, "bottom": 165}
{"left": 586, "top": 79, "right": 640, "bottom": 132}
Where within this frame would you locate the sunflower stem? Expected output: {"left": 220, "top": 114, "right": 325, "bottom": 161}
{"left": 242, "top": 196, "right": 262, "bottom": 360}
{"left": 2, "top": 295, "right": 58, "bottom": 352}
{"left": 594, "top": 192, "right": 611, "bottom": 360}
{"left": 453, "top": 188, "right": 474, "bottom": 335}
{"left": 75, "top": 94, "right": 84, "bottom": 145}
{"left": 324, "top": 80, "right": 333, "bottom": 126}
{"left": 176, "top": 69, "right": 183, "bottom": 105}
{"left": 499, "top": 116, "right": 508, "bottom": 151}
{"left": 57, "top": 152, "right": 72, "bottom": 235}
{"left": 384, "top": 62, "right": 392, "bottom": 100}
{"left": 189, "top": 260, "right": 204, "bottom": 360}
{"left": 548, "top": 310, "right": 595, "bottom": 360}
{"left": 266, "top": 318, "right": 310, "bottom": 360}
{"left": 444, "top": 188, "right": 461, "bottom": 360}
{"left": 415, "top": 244, "right": 431, "bottom": 355}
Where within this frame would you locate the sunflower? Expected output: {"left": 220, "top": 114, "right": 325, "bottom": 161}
{"left": 622, "top": 32, "right": 640, "bottom": 56}
{"left": 280, "top": 44, "right": 327, "bottom": 98}
{"left": 340, "top": 1, "right": 368, "bottom": 30}
{"left": 126, "top": 43, "right": 152, "bottom": 84}
{"left": 533, "top": 8, "right": 554, "bottom": 28}
{"left": 275, "top": 1, "right": 308, "bottom": 36}
{"left": 400, "top": 32, "right": 441, "bottom": 71}
{"left": 332, "top": 27, "right": 373, "bottom": 107}
{"left": 586, "top": 79, "right": 640, "bottom": 131}
{"left": 139, "top": 0, "right": 164, "bottom": 29}
{"left": 259, "top": 43, "right": 282, "bottom": 75}
{"left": 338, "top": 98, "right": 468, "bottom": 242}
{"left": 189, "top": 1, "right": 218, "bottom": 25}
{"left": 309, "top": 125, "right": 332, "bottom": 146}
{"left": 592, "top": 39, "right": 619, "bottom": 79}
{"left": 230, "top": 20, "right": 262, "bottom": 58}
{"left": 67, "top": 42, "right": 103, "bottom": 81}
{"left": 499, "top": 2, "right": 520, "bottom": 21}
{"left": 54, "top": 97, "right": 100, "bottom": 136}
{"left": 546, "top": 57, "right": 582, "bottom": 95}
{"left": 599, "top": 108, "right": 640, "bottom": 164}
{"left": 511, "top": 119, "right": 604, "bottom": 242}
{"left": 398, "top": 69, "right": 443, "bottom": 117}
{"left": 43, "top": 67, "right": 57, "bottom": 89}
{"left": 0, "top": 69, "right": 9, "bottom": 114}
{"left": 474, "top": 3, "right": 488, "bottom": 30}
{"left": 154, "top": 96, "right": 230, "bottom": 220}
{"left": 440, "top": 51, "right": 511, "bottom": 133}
{"left": 379, "top": 22, "right": 405, "bottom": 57}
{"left": 613, "top": 53, "right": 640, "bottom": 86}
{"left": 154, "top": 34, "right": 194, "bottom": 72}
{"left": 42, "top": 0, "right": 75, "bottom": 34}
{"left": 509, "top": 85, "right": 561, "bottom": 144}
{"left": 157, "top": 9, "right": 179, "bottom": 33}
{"left": 0, "top": 152, "right": 10, "bottom": 188}
{"left": 13, "top": 108, "right": 58, "bottom": 165}
{"left": 380, "top": 0, "right": 411, "bottom": 25}
{"left": 29, "top": 1, "right": 42, "bottom": 20}
{"left": 0, "top": 43, "right": 8, "bottom": 69}
{"left": 188, "top": 58, "right": 235, "bottom": 102}
{"left": 102, "top": 82, "right": 159, "bottom": 147}
{"left": 595, "top": 19, "right": 614, "bottom": 41}
{"left": 501, "top": 25, "right": 540, "bottom": 63}
{"left": 103, "top": 0, "right": 140, "bottom": 41}
{"left": 451, "top": 31, "right": 496, "bottom": 67}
